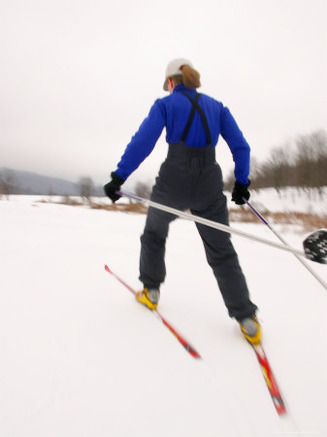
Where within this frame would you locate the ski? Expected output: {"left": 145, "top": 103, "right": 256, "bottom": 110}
{"left": 251, "top": 343, "right": 287, "bottom": 415}
{"left": 104, "top": 265, "right": 201, "bottom": 359}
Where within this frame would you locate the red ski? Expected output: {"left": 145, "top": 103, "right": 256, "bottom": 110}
{"left": 252, "top": 343, "right": 287, "bottom": 415}
{"left": 104, "top": 265, "right": 201, "bottom": 359}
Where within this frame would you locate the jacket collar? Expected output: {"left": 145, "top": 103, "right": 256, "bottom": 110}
{"left": 173, "top": 84, "right": 197, "bottom": 95}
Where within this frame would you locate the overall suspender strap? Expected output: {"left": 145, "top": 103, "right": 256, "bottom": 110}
{"left": 180, "top": 92, "right": 212, "bottom": 146}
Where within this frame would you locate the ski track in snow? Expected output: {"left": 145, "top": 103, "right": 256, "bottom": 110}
{"left": 0, "top": 193, "right": 326, "bottom": 437}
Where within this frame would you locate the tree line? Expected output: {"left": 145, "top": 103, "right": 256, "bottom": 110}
{"left": 1, "top": 129, "right": 326, "bottom": 199}
{"left": 224, "top": 129, "right": 327, "bottom": 195}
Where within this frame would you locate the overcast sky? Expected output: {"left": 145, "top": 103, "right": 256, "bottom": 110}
{"left": 1, "top": 0, "right": 326, "bottom": 187}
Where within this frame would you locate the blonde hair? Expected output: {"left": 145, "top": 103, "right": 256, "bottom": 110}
{"left": 171, "top": 65, "right": 201, "bottom": 89}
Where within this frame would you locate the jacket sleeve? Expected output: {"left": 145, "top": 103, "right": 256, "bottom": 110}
{"left": 220, "top": 106, "right": 250, "bottom": 185}
{"left": 114, "top": 101, "right": 166, "bottom": 180}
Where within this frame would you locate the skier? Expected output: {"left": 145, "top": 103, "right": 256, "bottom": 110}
{"left": 104, "top": 58, "right": 261, "bottom": 345}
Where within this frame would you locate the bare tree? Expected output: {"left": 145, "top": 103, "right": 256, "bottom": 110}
{"left": 0, "top": 168, "right": 17, "bottom": 198}
{"left": 309, "top": 130, "right": 327, "bottom": 193}
{"left": 78, "top": 176, "right": 94, "bottom": 204}
{"left": 248, "top": 129, "right": 327, "bottom": 193}
{"left": 294, "top": 130, "right": 327, "bottom": 194}
{"left": 134, "top": 180, "right": 152, "bottom": 199}
{"left": 266, "top": 145, "right": 294, "bottom": 193}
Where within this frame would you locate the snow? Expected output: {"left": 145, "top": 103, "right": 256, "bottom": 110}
{"left": 246, "top": 187, "right": 327, "bottom": 215}
{"left": 0, "top": 194, "right": 326, "bottom": 437}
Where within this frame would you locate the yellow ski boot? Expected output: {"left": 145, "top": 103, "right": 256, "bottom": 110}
{"left": 135, "top": 288, "right": 160, "bottom": 310}
{"left": 239, "top": 315, "right": 261, "bottom": 345}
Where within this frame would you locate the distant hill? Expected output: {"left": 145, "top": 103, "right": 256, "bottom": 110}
{"left": 0, "top": 168, "right": 81, "bottom": 195}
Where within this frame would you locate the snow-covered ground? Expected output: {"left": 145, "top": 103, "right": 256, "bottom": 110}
{"left": 246, "top": 187, "right": 327, "bottom": 215}
{"left": 1, "top": 193, "right": 326, "bottom": 437}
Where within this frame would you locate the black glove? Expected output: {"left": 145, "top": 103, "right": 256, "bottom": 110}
{"left": 103, "top": 172, "right": 125, "bottom": 203}
{"left": 231, "top": 180, "right": 251, "bottom": 205}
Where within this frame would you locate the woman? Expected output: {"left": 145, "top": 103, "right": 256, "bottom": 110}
{"left": 104, "top": 58, "right": 261, "bottom": 345}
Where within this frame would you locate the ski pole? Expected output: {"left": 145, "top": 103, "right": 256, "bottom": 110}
{"left": 117, "top": 190, "right": 327, "bottom": 264}
{"left": 243, "top": 199, "right": 327, "bottom": 290}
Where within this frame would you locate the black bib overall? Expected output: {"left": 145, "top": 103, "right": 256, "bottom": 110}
{"left": 139, "top": 92, "right": 257, "bottom": 320}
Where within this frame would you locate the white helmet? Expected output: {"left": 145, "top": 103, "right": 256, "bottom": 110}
{"left": 163, "top": 58, "right": 194, "bottom": 91}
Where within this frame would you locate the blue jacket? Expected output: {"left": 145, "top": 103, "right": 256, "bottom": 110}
{"left": 115, "top": 84, "right": 250, "bottom": 184}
